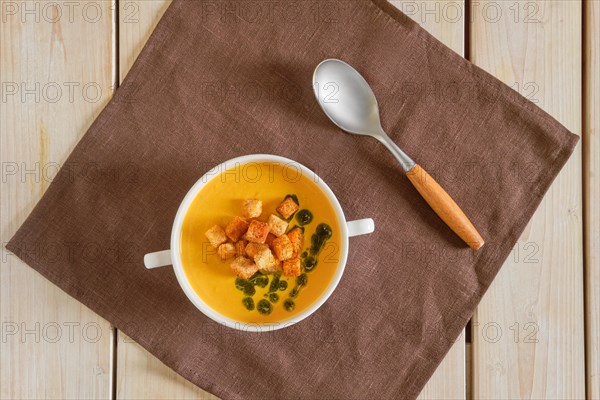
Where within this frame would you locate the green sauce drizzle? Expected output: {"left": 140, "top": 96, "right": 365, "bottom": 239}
{"left": 257, "top": 299, "right": 273, "bottom": 315}
{"left": 284, "top": 299, "right": 295, "bottom": 311}
{"left": 278, "top": 280, "right": 288, "bottom": 291}
{"left": 302, "top": 256, "right": 317, "bottom": 272}
{"left": 295, "top": 209, "right": 313, "bottom": 226}
{"left": 268, "top": 274, "right": 281, "bottom": 292}
{"left": 248, "top": 273, "right": 269, "bottom": 288}
{"left": 296, "top": 273, "right": 308, "bottom": 286}
{"left": 309, "top": 223, "right": 333, "bottom": 256}
{"left": 243, "top": 284, "right": 256, "bottom": 296}
{"left": 242, "top": 297, "right": 255, "bottom": 311}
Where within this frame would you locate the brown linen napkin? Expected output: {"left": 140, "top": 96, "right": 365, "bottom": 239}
{"left": 6, "top": 0, "right": 579, "bottom": 398}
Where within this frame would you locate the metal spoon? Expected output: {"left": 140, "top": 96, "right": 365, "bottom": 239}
{"left": 313, "top": 59, "right": 484, "bottom": 250}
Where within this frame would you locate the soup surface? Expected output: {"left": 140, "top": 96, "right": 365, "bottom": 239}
{"left": 180, "top": 161, "right": 343, "bottom": 324}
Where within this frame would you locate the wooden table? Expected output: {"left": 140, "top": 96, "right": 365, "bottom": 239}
{"left": 1, "top": 1, "right": 597, "bottom": 398}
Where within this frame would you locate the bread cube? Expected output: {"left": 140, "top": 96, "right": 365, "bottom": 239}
{"left": 287, "top": 227, "right": 304, "bottom": 257}
{"left": 271, "top": 260, "right": 283, "bottom": 274}
{"left": 242, "top": 199, "right": 262, "bottom": 218}
{"left": 225, "top": 216, "right": 249, "bottom": 242}
{"left": 271, "top": 234, "right": 294, "bottom": 261}
{"left": 205, "top": 225, "right": 227, "bottom": 248}
{"left": 254, "top": 248, "right": 281, "bottom": 274}
{"left": 245, "top": 242, "right": 268, "bottom": 259}
{"left": 235, "top": 240, "right": 247, "bottom": 257}
{"left": 265, "top": 233, "right": 276, "bottom": 247}
{"left": 282, "top": 257, "right": 301, "bottom": 277}
{"left": 276, "top": 197, "right": 300, "bottom": 219}
{"left": 217, "top": 243, "right": 236, "bottom": 260}
{"left": 230, "top": 256, "right": 258, "bottom": 279}
{"left": 267, "top": 214, "right": 288, "bottom": 237}
{"left": 243, "top": 220, "right": 270, "bottom": 243}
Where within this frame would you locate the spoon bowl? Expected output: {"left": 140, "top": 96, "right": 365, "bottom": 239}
{"left": 313, "top": 59, "right": 381, "bottom": 136}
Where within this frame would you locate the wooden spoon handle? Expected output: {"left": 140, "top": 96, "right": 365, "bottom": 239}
{"left": 406, "top": 164, "right": 485, "bottom": 250}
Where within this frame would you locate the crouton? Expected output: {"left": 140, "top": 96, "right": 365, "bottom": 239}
{"left": 230, "top": 256, "right": 258, "bottom": 279}
{"left": 282, "top": 257, "right": 301, "bottom": 277}
{"left": 234, "top": 240, "right": 247, "bottom": 257}
{"left": 225, "top": 216, "right": 249, "bottom": 242}
{"left": 287, "top": 227, "right": 304, "bottom": 257}
{"left": 245, "top": 242, "right": 268, "bottom": 259}
{"left": 254, "top": 248, "right": 281, "bottom": 274}
{"left": 243, "top": 220, "right": 270, "bottom": 243}
{"left": 205, "top": 225, "right": 227, "bottom": 248}
{"left": 276, "top": 197, "right": 300, "bottom": 219}
{"left": 271, "top": 234, "right": 294, "bottom": 261}
{"left": 242, "top": 199, "right": 262, "bottom": 218}
{"left": 217, "top": 243, "right": 236, "bottom": 260}
{"left": 265, "top": 233, "right": 276, "bottom": 247}
{"left": 267, "top": 214, "right": 288, "bottom": 237}
{"left": 271, "top": 260, "right": 283, "bottom": 274}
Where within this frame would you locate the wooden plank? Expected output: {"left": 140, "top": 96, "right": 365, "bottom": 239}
{"left": 119, "top": 0, "right": 172, "bottom": 81}
{"left": 116, "top": 1, "right": 217, "bottom": 398}
{"left": 391, "top": 0, "right": 464, "bottom": 51}
{"left": 0, "top": 1, "right": 115, "bottom": 398}
{"left": 116, "top": 333, "right": 218, "bottom": 399}
{"left": 470, "top": 1, "right": 585, "bottom": 398}
{"left": 417, "top": 336, "right": 465, "bottom": 400}
{"left": 585, "top": 1, "right": 599, "bottom": 398}
{"left": 390, "top": 2, "right": 466, "bottom": 398}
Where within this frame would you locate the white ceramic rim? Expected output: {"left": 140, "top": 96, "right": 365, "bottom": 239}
{"left": 169, "top": 154, "right": 349, "bottom": 332}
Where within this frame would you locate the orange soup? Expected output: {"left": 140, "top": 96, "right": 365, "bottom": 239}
{"left": 180, "top": 161, "right": 343, "bottom": 324}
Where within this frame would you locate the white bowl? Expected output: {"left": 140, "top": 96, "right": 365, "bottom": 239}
{"left": 144, "top": 154, "right": 374, "bottom": 332}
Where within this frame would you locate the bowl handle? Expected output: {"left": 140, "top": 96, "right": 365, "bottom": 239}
{"left": 144, "top": 250, "right": 172, "bottom": 269}
{"left": 347, "top": 218, "right": 375, "bottom": 237}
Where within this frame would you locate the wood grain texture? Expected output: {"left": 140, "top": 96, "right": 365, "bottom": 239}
{"left": 407, "top": 164, "right": 485, "bottom": 250}
{"left": 470, "top": 1, "right": 585, "bottom": 398}
{"left": 390, "top": 2, "right": 466, "bottom": 399}
{"left": 116, "top": 1, "right": 218, "bottom": 398}
{"left": 0, "top": 1, "right": 115, "bottom": 398}
{"left": 585, "top": 1, "right": 599, "bottom": 398}
{"left": 116, "top": 333, "right": 218, "bottom": 400}
{"left": 119, "top": 0, "right": 172, "bottom": 81}
{"left": 390, "top": 0, "right": 464, "bottom": 53}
